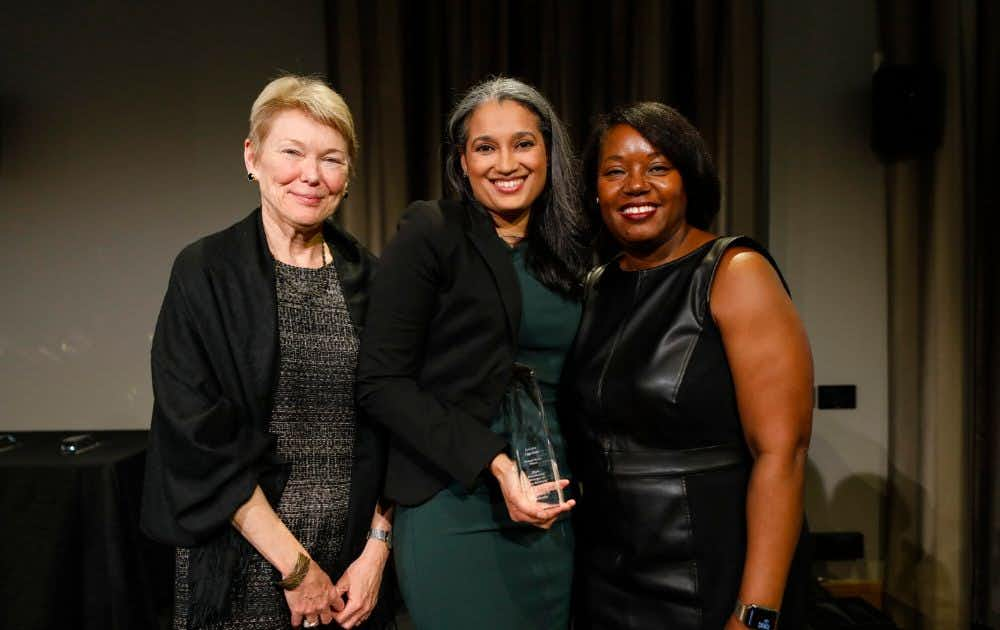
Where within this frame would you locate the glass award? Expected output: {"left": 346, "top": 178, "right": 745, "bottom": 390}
{"left": 500, "top": 363, "right": 565, "bottom": 506}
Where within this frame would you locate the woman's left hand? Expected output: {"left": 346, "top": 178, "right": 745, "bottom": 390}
{"left": 332, "top": 538, "right": 390, "bottom": 628}
{"left": 490, "top": 453, "right": 575, "bottom": 528}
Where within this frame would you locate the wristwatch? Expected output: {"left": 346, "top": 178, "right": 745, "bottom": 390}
{"left": 734, "top": 600, "right": 779, "bottom": 630}
{"left": 367, "top": 527, "right": 393, "bottom": 549}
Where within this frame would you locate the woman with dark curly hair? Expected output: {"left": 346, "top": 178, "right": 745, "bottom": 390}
{"left": 564, "top": 102, "right": 812, "bottom": 629}
{"left": 357, "top": 77, "right": 590, "bottom": 629}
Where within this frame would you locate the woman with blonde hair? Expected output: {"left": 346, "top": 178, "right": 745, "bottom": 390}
{"left": 142, "top": 75, "right": 392, "bottom": 630}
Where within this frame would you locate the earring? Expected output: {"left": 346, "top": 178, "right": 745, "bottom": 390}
{"left": 595, "top": 197, "right": 599, "bottom": 205}
{"left": 343, "top": 190, "right": 350, "bottom": 199}
{"left": 247, "top": 172, "right": 255, "bottom": 182}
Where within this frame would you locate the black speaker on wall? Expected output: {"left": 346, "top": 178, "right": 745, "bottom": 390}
{"left": 872, "top": 63, "right": 944, "bottom": 161}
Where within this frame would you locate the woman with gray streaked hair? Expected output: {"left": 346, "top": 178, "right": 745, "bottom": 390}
{"left": 442, "top": 77, "right": 590, "bottom": 293}
{"left": 356, "top": 76, "right": 590, "bottom": 629}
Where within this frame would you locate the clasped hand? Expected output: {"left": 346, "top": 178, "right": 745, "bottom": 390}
{"left": 284, "top": 559, "right": 343, "bottom": 628}
{"left": 331, "top": 539, "right": 389, "bottom": 629}
{"left": 490, "top": 452, "right": 575, "bottom": 529}
{"left": 285, "top": 544, "right": 388, "bottom": 629}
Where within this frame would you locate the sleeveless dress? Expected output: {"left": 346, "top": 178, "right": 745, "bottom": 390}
{"left": 393, "top": 240, "right": 580, "bottom": 629}
{"left": 174, "top": 259, "right": 358, "bottom": 629}
{"left": 563, "top": 237, "right": 809, "bottom": 630}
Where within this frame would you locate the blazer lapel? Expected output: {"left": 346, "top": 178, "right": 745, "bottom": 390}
{"left": 460, "top": 201, "right": 522, "bottom": 344}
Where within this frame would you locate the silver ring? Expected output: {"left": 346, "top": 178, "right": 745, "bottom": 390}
{"left": 303, "top": 619, "right": 319, "bottom": 628}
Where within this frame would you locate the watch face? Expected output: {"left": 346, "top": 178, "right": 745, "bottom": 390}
{"left": 746, "top": 606, "right": 778, "bottom": 630}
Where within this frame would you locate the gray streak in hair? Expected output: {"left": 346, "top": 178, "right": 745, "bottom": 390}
{"left": 444, "top": 76, "right": 589, "bottom": 297}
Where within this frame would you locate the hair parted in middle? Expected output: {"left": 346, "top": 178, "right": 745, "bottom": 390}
{"left": 582, "top": 102, "right": 721, "bottom": 233}
{"left": 445, "top": 76, "right": 590, "bottom": 299}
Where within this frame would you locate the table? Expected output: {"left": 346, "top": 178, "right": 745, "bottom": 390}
{"left": 0, "top": 430, "right": 172, "bottom": 630}
{"left": 821, "top": 578, "right": 885, "bottom": 610}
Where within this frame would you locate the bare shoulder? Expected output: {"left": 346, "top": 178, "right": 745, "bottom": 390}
{"left": 710, "top": 246, "right": 790, "bottom": 324}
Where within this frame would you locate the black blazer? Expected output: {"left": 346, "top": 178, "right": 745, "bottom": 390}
{"left": 141, "top": 208, "right": 386, "bottom": 624}
{"left": 356, "top": 199, "right": 520, "bottom": 506}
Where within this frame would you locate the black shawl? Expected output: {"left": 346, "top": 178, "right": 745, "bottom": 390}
{"left": 141, "top": 208, "right": 388, "bottom": 627}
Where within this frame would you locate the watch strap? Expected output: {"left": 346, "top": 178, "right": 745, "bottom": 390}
{"left": 367, "top": 527, "right": 393, "bottom": 549}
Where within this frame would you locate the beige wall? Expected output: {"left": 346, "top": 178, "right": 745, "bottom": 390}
{"left": 764, "top": 0, "right": 889, "bottom": 571}
{"left": 0, "top": 2, "right": 326, "bottom": 430}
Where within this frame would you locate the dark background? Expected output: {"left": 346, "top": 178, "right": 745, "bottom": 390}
{"left": 0, "top": 1, "right": 996, "bottom": 628}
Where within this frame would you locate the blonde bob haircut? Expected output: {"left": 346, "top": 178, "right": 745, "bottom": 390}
{"left": 248, "top": 74, "right": 358, "bottom": 174}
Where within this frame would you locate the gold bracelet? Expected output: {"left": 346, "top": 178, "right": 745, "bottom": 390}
{"left": 276, "top": 552, "right": 310, "bottom": 590}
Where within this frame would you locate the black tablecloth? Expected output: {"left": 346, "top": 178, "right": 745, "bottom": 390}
{"left": 0, "top": 430, "right": 172, "bottom": 630}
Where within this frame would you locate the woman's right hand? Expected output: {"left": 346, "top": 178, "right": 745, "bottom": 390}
{"left": 283, "top": 558, "right": 344, "bottom": 628}
{"left": 490, "top": 453, "right": 575, "bottom": 529}
{"left": 230, "top": 487, "right": 345, "bottom": 627}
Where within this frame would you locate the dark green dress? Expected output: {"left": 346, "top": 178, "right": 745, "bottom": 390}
{"left": 394, "top": 242, "right": 581, "bottom": 629}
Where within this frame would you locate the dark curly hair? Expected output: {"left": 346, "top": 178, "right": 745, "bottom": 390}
{"left": 582, "top": 102, "right": 720, "bottom": 239}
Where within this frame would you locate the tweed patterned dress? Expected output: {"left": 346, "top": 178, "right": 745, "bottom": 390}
{"left": 174, "top": 258, "right": 358, "bottom": 630}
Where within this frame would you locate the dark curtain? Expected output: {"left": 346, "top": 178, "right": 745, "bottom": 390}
{"left": 879, "top": 0, "right": 999, "bottom": 628}
{"left": 326, "top": 0, "right": 763, "bottom": 252}
{"left": 970, "top": 2, "right": 1000, "bottom": 628}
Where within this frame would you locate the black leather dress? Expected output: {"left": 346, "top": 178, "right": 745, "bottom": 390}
{"left": 563, "top": 236, "right": 809, "bottom": 629}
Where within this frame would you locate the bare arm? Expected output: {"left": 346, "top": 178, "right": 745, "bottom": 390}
{"left": 710, "top": 248, "right": 813, "bottom": 626}
{"left": 231, "top": 486, "right": 343, "bottom": 627}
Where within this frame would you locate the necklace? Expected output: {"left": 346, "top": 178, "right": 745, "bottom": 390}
{"left": 277, "top": 240, "right": 333, "bottom": 302}
{"left": 319, "top": 241, "right": 334, "bottom": 300}
{"left": 496, "top": 230, "right": 526, "bottom": 245}
{"left": 491, "top": 211, "right": 528, "bottom": 246}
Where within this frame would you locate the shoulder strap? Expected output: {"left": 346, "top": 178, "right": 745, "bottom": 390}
{"left": 692, "top": 236, "right": 790, "bottom": 325}
{"left": 583, "top": 262, "right": 610, "bottom": 302}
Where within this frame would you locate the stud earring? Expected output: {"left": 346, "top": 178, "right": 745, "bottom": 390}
{"left": 247, "top": 172, "right": 256, "bottom": 182}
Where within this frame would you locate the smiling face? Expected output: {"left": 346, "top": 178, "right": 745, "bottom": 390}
{"left": 597, "top": 124, "right": 688, "bottom": 258}
{"left": 460, "top": 100, "right": 548, "bottom": 220}
{"left": 244, "top": 108, "right": 349, "bottom": 231}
